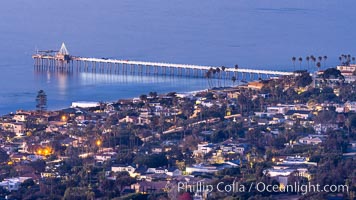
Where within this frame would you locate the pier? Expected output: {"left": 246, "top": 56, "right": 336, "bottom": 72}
{"left": 32, "top": 43, "right": 293, "bottom": 81}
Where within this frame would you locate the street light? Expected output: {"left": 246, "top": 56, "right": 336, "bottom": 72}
{"left": 96, "top": 139, "right": 102, "bottom": 147}
{"left": 61, "top": 115, "right": 67, "bottom": 122}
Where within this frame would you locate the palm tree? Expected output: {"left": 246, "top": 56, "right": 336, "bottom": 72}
{"left": 316, "top": 62, "right": 321, "bottom": 72}
{"left": 237, "top": 93, "right": 248, "bottom": 114}
{"left": 292, "top": 57, "right": 296, "bottom": 71}
{"left": 231, "top": 76, "right": 237, "bottom": 86}
{"left": 318, "top": 56, "right": 322, "bottom": 64}
{"left": 221, "top": 66, "right": 226, "bottom": 87}
{"left": 234, "top": 64, "right": 239, "bottom": 83}
{"left": 352, "top": 57, "right": 355, "bottom": 64}
{"left": 212, "top": 68, "right": 217, "bottom": 87}
{"left": 216, "top": 67, "right": 221, "bottom": 87}
{"left": 306, "top": 56, "right": 310, "bottom": 71}
{"left": 339, "top": 56, "right": 343, "bottom": 65}
{"left": 298, "top": 57, "right": 303, "bottom": 70}
{"left": 205, "top": 71, "right": 212, "bottom": 88}
{"left": 311, "top": 55, "right": 316, "bottom": 68}
{"left": 323, "top": 56, "right": 327, "bottom": 68}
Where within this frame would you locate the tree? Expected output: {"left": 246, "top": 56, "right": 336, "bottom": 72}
{"left": 63, "top": 187, "right": 95, "bottom": 200}
{"left": 322, "top": 68, "right": 344, "bottom": 80}
{"left": 205, "top": 70, "right": 212, "bottom": 88}
{"left": 231, "top": 76, "right": 237, "bottom": 86}
{"left": 216, "top": 67, "right": 221, "bottom": 87}
{"left": 292, "top": 57, "right": 296, "bottom": 71}
{"left": 306, "top": 56, "right": 310, "bottom": 71}
{"left": 36, "top": 90, "right": 47, "bottom": 112}
{"left": 346, "top": 114, "right": 356, "bottom": 138}
{"left": 0, "top": 149, "right": 9, "bottom": 163}
{"left": 134, "top": 153, "right": 168, "bottom": 168}
{"left": 139, "top": 94, "right": 147, "bottom": 102}
{"left": 29, "top": 160, "right": 46, "bottom": 173}
{"left": 298, "top": 57, "right": 303, "bottom": 70}
{"left": 318, "top": 56, "right": 323, "bottom": 63}
{"left": 115, "top": 172, "right": 137, "bottom": 192}
{"left": 316, "top": 62, "right": 321, "bottom": 71}
{"left": 323, "top": 55, "right": 328, "bottom": 67}
{"left": 295, "top": 72, "right": 312, "bottom": 87}
{"left": 148, "top": 91, "right": 158, "bottom": 99}
{"left": 237, "top": 93, "right": 248, "bottom": 114}
{"left": 221, "top": 66, "right": 226, "bottom": 87}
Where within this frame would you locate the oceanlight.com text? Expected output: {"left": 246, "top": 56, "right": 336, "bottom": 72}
{"left": 177, "top": 181, "right": 349, "bottom": 195}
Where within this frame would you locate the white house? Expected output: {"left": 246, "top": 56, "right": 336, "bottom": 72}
{"left": 220, "top": 143, "right": 245, "bottom": 155}
{"left": 0, "top": 177, "right": 32, "bottom": 191}
{"left": 299, "top": 136, "right": 323, "bottom": 145}
{"left": 71, "top": 101, "right": 100, "bottom": 108}
{"left": 13, "top": 114, "right": 28, "bottom": 122}
{"left": 313, "top": 123, "right": 339, "bottom": 134}
{"left": 165, "top": 168, "right": 182, "bottom": 176}
{"left": 111, "top": 165, "right": 136, "bottom": 177}
{"left": 146, "top": 167, "right": 165, "bottom": 174}
{"left": 266, "top": 106, "right": 289, "bottom": 114}
{"left": 195, "top": 143, "right": 215, "bottom": 155}
{"left": 185, "top": 164, "right": 218, "bottom": 174}
{"left": 95, "top": 153, "right": 116, "bottom": 163}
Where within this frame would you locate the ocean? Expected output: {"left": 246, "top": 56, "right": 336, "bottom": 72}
{"left": 0, "top": 0, "right": 355, "bottom": 114}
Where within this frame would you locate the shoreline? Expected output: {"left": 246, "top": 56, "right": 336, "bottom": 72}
{"left": 3, "top": 82, "right": 247, "bottom": 116}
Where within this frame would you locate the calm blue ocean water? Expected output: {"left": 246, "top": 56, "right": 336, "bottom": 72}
{"left": 0, "top": 0, "right": 355, "bottom": 114}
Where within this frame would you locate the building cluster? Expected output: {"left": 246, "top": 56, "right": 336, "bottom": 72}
{"left": 0, "top": 65, "right": 355, "bottom": 199}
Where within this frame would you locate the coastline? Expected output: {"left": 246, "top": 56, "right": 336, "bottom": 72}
{"left": 2, "top": 82, "right": 246, "bottom": 116}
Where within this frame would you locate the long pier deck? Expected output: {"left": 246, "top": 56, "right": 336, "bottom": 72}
{"left": 32, "top": 43, "right": 293, "bottom": 81}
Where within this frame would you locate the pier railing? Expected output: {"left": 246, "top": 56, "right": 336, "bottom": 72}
{"left": 32, "top": 45, "right": 293, "bottom": 81}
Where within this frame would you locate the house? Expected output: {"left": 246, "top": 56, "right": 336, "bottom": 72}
{"left": 119, "top": 116, "right": 139, "bottom": 124}
{"left": 60, "top": 137, "right": 77, "bottom": 147}
{"left": 219, "top": 143, "right": 245, "bottom": 155}
{"left": 344, "top": 101, "right": 356, "bottom": 112}
{"left": 138, "top": 112, "right": 152, "bottom": 125}
{"left": 95, "top": 152, "right": 116, "bottom": 163}
{"left": 264, "top": 164, "right": 311, "bottom": 182}
{"left": 313, "top": 123, "right": 339, "bottom": 134}
{"left": 0, "top": 122, "right": 26, "bottom": 136}
{"left": 337, "top": 65, "right": 356, "bottom": 76}
{"left": 45, "top": 125, "right": 59, "bottom": 133}
{"left": 254, "top": 112, "right": 275, "bottom": 118}
{"left": 13, "top": 114, "right": 28, "bottom": 122}
{"left": 111, "top": 165, "right": 138, "bottom": 177}
{"left": 285, "top": 110, "right": 311, "bottom": 120}
{"left": 152, "top": 147, "right": 163, "bottom": 153}
{"left": 10, "top": 153, "right": 28, "bottom": 162}
{"left": 0, "top": 177, "right": 32, "bottom": 191}
{"left": 276, "top": 155, "right": 316, "bottom": 166}
{"left": 247, "top": 81, "right": 264, "bottom": 90}
{"left": 71, "top": 101, "right": 100, "bottom": 108}
{"left": 131, "top": 181, "right": 168, "bottom": 193}
{"left": 266, "top": 106, "right": 290, "bottom": 115}
{"left": 299, "top": 136, "right": 323, "bottom": 145}
{"left": 226, "top": 91, "right": 240, "bottom": 99}
{"left": 165, "top": 167, "right": 182, "bottom": 176}
{"left": 185, "top": 164, "right": 218, "bottom": 174}
{"left": 193, "top": 143, "right": 215, "bottom": 156}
